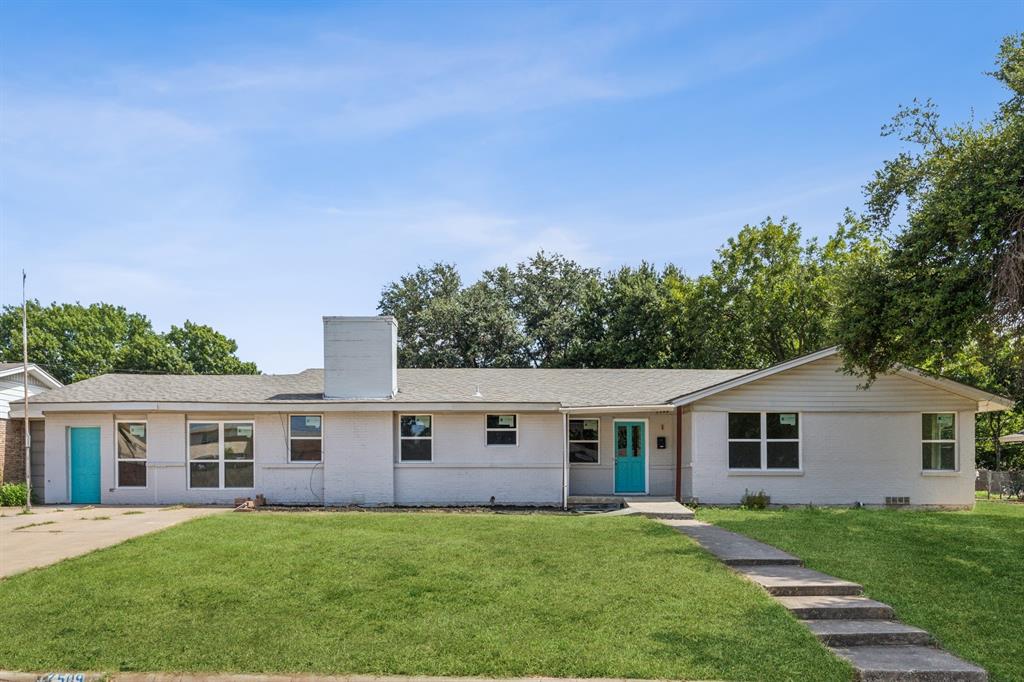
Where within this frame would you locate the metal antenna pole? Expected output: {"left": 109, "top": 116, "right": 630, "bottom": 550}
{"left": 22, "top": 270, "right": 31, "bottom": 510}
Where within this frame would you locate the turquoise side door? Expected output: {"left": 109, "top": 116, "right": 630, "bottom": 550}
{"left": 70, "top": 427, "right": 101, "bottom": 504}
{"left": 614, "top": 421, "right": 646, "bottom": 494}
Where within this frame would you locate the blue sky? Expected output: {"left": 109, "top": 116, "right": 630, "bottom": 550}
{"left": 1, "top": 1, "right": 1020, "bottom": 373}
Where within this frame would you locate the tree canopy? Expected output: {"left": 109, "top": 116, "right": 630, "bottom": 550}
{"left": 0, "top": 301, "right": 258, "bottom": 384}
{"left": 836, "top": 33, "right": 1024, "bottom": 381}
{"left": 379, "top": 218, "right": 882, "bottom": 371}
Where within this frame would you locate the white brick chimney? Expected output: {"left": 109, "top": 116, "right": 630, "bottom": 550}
{"left": 323, "top": 316, "right": 398, "bottom": 399}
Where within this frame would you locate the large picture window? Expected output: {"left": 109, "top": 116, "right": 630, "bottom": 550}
{"left": 922, "top": 413, "right": 956, "bottom": 471}
{"left": 189, "top": 421, "right": 255, "bottom": 488}
{"left": 728, "top": 412, "right": 800, "bottom": 470}
{"left": 486, "top": 414, "right": 518, "bottom": 446}
{"left": 289, "top": 415, "right": 322, "bottom": 462}
{"left": 116, "top": 421, "right": 147, "bottom": 487}
{"left": 399, "top": 415, "right": 432, "bottom": 462}
{"left": 568, "top": 418, "right": 600, "bottom": 463}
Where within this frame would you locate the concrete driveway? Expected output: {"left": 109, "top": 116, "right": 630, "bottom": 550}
{"left": 0, "top": 505, "right": 226, "bottom": 578}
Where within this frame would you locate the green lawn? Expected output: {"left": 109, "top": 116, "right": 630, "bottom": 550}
{"left": 0, "top": 512, "right": 850, "bottom": 681}
{"left": 699, "top": 501, "right": 1024, "bottom": 682}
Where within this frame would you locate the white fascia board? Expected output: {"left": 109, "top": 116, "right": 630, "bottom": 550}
{"left": 7, "top": 405, "right": 46, "bottom": 418}
{"left": 670, "top": 347, "right": 840, "bottom": 407}
{"left": 559, "top": 404, "right": 676, "bottom": 414}
{"left": 33, "top": 401, "right": 563, "bottom": 413}
{"left": 895, "top": 366, "right": 1015, "bottom": 412}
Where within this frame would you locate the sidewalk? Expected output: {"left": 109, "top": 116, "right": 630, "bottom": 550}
{"left": 0, "top": 674, "right": 721, "bottom": 682}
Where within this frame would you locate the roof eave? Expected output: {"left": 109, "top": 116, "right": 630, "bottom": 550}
{"left": 30, "top": 400, "right": 565, "bottom": 413}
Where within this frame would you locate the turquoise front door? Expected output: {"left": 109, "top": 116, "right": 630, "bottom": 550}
{"left": 614, "top": 421, "right": 646, "bottom": 494}
{"left": 70, "top": 427, "right": 101, "bottom": 504}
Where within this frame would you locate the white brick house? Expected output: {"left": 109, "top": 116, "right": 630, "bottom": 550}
{"left": 19, "top": 316, "right": 1013, "bottom": 509}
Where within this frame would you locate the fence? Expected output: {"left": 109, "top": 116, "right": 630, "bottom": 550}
{"left": 976, "top": 468, "right": 1024, "bottom": 498}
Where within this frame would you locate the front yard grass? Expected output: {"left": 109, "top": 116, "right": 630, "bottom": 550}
{"left": 699, "top": 501, "right": 1024, "bottom": 682}
{"left": 0, "top": 512, "right": 850, "bottom": 681}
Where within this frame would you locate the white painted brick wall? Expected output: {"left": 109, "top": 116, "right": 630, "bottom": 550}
{"left": 689, "top": 410, "right": 975, "bottom": 507}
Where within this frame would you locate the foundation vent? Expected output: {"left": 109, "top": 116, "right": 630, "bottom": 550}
{"left": 885, "top": 496, "right": 910, "bottom": 506}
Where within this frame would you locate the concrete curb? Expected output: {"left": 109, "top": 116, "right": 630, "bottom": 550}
{"left": 0, "top": 674, "right": 721, "bottom": 682}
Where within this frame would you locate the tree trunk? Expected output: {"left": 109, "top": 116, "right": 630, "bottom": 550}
{"left": 991, "top": 412, "right": 1003, "bottom": 472}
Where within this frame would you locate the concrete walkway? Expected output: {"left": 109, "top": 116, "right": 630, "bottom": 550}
{"left": 662, "top": 518, "right": 987, "bottom": 681}
{"left": 0, "top": 505, "right": 226, "bottom": 577}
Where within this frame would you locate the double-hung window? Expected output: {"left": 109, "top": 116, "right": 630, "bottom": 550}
{"left": 189, "top": 421, "right": 255, "bottom": 488}
{"left": 728, "top": 412, "right": 800, "bottom": 470}
{"left": 486, "top": 414, "right": 517, "bottom": 446}
{"left": 399, "top": 415, "right": 432, "bottom": 461}
{"left": 568, "top": 418, "right": 600, "bottom": 463}
{"left": 289, "top": 415, "right": 323, "bottom": 462}
{"left": 922, "top": 413, "right": 956, "bottom": 471}
{"left": 116, "top": 421, "right": 147, "bottom": 487}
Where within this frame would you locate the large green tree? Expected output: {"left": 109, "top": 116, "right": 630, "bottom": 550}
{"left": 676, "top": 214, "right": 883, "bottom": 369}
{"left": 837, "top": 34, "right": 1024, "bottom": 381}
{"left": 0, "top": 301, "right": 258, "bottom": 383}
{"left": 576, "top": 263, "right": 677, "bottom": 368}
{"left": 485, "top": 252, "right": 602, "bottom": 367}
{"left": 378, "top": 263, "right": 525, "bottom": 368}
{"left": 379, "top": 253, "right": 599, "bottom": 368}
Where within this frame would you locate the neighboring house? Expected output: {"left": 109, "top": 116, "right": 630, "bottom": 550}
{"left": 22, "top": 317, "right": 1013, "bottom": 508}
{"left": 0, "top": 362, "right": 63, "bottom": 490}
{"left": 999, "top": 430, "right": 1024, "bottom": 444}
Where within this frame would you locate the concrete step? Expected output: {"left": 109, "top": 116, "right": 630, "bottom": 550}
{"left": 623, "top": 498, "right": 694, "bottom": 519}
{"left": 662, "top": 519, "right": 802, "bottom": 565}
{"left": 832, "top": 645, "right": 987, "bottom": 681}
{"left": 804, "top": 620, "right": 934, "bottom": 647}
{"left": 736, "top": 564, "right": 863, "bottom": 596}
{"left": 777, "top": 595, "right": 895, "bottom": 620}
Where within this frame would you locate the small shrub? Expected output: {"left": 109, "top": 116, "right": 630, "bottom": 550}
{"left": 740, "top": 488, "right": 770, "bottom": 510}
{"left": 0, "top": 483, "right": 28, "bottom": 507}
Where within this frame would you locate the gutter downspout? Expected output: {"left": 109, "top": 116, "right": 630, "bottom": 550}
{"left": 561, "top": 411, "right": 569, "bottom": 510}
{"left": 675, "top": 406, "right": 682, "bottom": 503}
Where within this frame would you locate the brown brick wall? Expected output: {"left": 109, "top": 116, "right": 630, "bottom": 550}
{"left": 0, "top": 418, "right": 26, "bottom": 484}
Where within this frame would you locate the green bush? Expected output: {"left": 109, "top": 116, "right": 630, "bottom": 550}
{"left": 0, "top": 482, "right": 28, "bottom": 507}
{"left": 740, "top": 488, "right": 771, "bottom": 510}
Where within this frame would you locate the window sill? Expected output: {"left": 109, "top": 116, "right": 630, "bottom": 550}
{"left": 727, "top": 470, "right": 805, "bottom": 477}
{"left": 921, "top": 470, "right": 960, "bottom": 477}
{"left": 569, "top": 462, "right": 602, "bottom": 466}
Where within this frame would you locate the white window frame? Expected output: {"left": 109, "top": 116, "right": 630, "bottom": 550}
{"left": 568, "top": 417, "right": 601, "bottom": 465}
{"left": 115, "top": 420, "right": 148, "bottom": 488}
{"left": 727, "top": 412, "right": 802, "bottom": 472}
{"left": 921, "top": 412, "right": 957, "bottom": 472}
{"left": 485, "top": 414, "right": 519, "bottom": 447}
{"left": 399, "top": 414, "right": 433, "bottom": 463}
{"left": 187, "top": 420, "right": 256, "bottom": 489}
{"left": 288, "top": 414, "right": 323, "bottom": 463}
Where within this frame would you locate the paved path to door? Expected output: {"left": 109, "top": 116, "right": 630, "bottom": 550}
{"left": 0, "top": 505, "right": 226, "bottom": 578}
{"left": 661, "top": 518, "right": 987, "bottom": 681}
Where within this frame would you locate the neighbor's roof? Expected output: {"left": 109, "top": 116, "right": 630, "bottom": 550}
{"left": 1000, "top": 431, "right": 1024, "bottom": 444}
{"left": 0, "top": 362, "right": 63, "bottom": 388}
{"left": 28, "top": 367, "right": 752, "bottom": 408}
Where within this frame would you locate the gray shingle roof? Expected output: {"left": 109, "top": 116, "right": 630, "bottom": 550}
{"left": 30, "top": 367, "right": 753, "bottom": 408}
